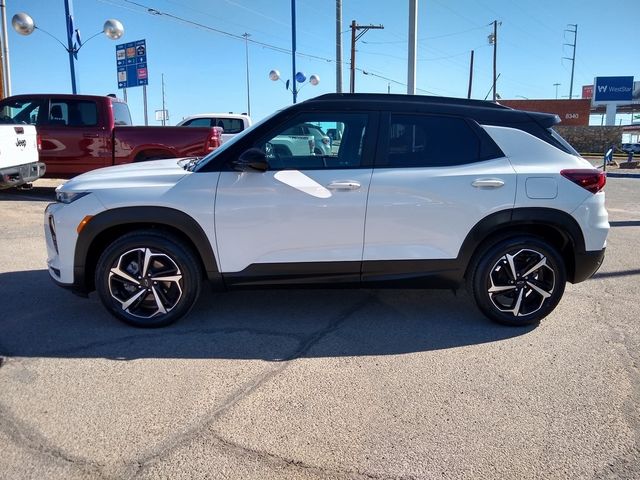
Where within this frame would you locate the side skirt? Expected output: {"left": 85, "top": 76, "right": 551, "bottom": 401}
{"left": 220, "top": 260, "right": 464, "bottom": 290}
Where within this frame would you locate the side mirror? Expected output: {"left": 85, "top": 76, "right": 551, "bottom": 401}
{"left": 233, "top": 148, "right": 269, "bottom": 172}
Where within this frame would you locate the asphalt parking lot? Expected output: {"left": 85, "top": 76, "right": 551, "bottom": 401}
{"left": 1, "top": 177, "right": 639, "bottom": 480}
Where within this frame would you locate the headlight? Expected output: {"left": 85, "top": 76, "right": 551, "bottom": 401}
{"left": 55, "top": 190, "right": 90, "bottom": 204}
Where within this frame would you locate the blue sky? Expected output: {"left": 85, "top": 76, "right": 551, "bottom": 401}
{"left": 7, "top": 0, "right": 639, "bottom": 125}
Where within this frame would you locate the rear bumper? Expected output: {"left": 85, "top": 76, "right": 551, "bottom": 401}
{"left": 571, "top": 248, "right": 605, "bottom": 283}
{"left": 0, "top": 161, "right": 46, "bottom": 188}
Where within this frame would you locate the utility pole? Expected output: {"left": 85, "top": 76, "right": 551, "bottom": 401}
{"left": 243, "top": 32, "right": 251, "bottom": 115}
{"left": 336, "top": 0, "right": 342, "bottom": 93}
{"left": 563, "top": 24, "right": 577, "bottom": 99}
{"left": 0, "top": 0, "right": 11, "bottom": 97}
{"left": 467, "top": 49, "right": 474, "bottom": 99}
{"left": 407, "top": 0, "right": 418, "bottom": 94}
{"left": 350, "top": 21, "right": 384, "bottom": 93}
{"left": 488, "top": 20, "right": 499, "bottom": 102}
{"left": 553, "top": 82, "right": 561, "bottom": 99}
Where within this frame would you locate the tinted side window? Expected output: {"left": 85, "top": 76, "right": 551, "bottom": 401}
{"left": 183, "top": 118, "right": 212, "bottom": 127}
{"left": 217, "top": 118, "right": 244, "bottom": 134}
{"left": 49, "top": 100, "right": 98, "bottom": 127}
{"left": 384, "top": 114, "right": 480, "bottom": 167}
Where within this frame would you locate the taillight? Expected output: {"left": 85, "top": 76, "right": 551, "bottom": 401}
{"left": 205, "top": 127, "right": 222, "bottom": 152}
{"left": 308, "top": 138, "right": 314, "bottom": 154}
{"left": 322, "top": 136, "right": 330, "bottom": 145}
{"left": 37, "top": 134, "right": 42, "bottom": 151}
{"left": 560, "top": 169, "right": 606, "bottom": 194}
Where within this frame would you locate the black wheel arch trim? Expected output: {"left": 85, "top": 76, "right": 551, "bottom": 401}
{"left": 458, "top": 207, "right": 588, "bottom": 283}
{"left": 74, "top": 206, "right": 220, "bottom": 292}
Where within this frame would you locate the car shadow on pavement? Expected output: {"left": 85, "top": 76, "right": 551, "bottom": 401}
{"left": 0, "top": 269, "right": 535, "bottom": 361}
{"left": 0, "top": 185, "right": 57, "bottom": 202}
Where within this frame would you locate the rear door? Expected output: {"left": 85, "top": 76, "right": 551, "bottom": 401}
{"left": 214, "top": 111, "right": 377, "bottom": 283}
{"left": 36, "top": 98, "right": 110, "bottom": 177}
{"left": 363, "top": 112, "right": 516, "bottom": 278}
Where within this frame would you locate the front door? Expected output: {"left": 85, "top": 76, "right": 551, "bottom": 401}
{"left": 214, "top": 112, "right": 376, "bottom": 285}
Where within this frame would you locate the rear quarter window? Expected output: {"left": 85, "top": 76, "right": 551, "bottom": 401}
{"left": 112, "top": 102, "right": 132, "bottom": 126}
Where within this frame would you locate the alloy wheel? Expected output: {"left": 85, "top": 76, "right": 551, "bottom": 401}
{"left": 108, "top": 247, "right": 183, "bottom": 319}
{"left": 487, "top": 248, "right": 555, "bottom": 317}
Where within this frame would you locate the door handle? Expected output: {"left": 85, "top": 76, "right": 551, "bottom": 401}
{"left": 472, "top": 178, "right": 505, "bottom": 188}
{"left": 83, "top": 133, "right": 100, "bottom": 138}
{"left": 327, "top": 181, "right": 361, "bottom": 190}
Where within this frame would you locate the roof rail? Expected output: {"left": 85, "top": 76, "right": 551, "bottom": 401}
{"left": 305, "top": 93, "right": 509, "bottom": 110}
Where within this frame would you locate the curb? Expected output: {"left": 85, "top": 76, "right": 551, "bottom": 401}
{"left": 606, "top": 172, "right": 640, "bottom": 179}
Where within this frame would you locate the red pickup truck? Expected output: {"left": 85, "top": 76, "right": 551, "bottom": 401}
{"left": 0, "top": 94, "right": 221, "bottom": 178}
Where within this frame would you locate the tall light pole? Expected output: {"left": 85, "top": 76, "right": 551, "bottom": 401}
{"left": 0, "top": 0, "right": 11, "bottom": 97}
{"left": 242, "top": 32, "right": 251, "bottom": 115}
{"left": 553, "top": 82, "right": 561, "bottom": 99}
{"left": 12, "top": 1, "right": 124, "bottom": 94}
{"left": 336, "top": 0, "right": 342, "bottom": 93}
{"left": 407, "top": 0, "right": 418, "bottom": 95}
{"left": 291, "top": 0, "right": 298, "bottom": 103}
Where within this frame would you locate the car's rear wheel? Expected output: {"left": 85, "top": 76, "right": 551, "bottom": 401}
{"left": 95, "top": 231, "right": 202, "bottom": 327}
{"left": 468, "top": 236, "right": 566, "bottom": 326}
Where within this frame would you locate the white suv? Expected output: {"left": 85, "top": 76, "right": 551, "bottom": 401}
{"left": 45, "top": 94, "right": 608, "bottom": 328}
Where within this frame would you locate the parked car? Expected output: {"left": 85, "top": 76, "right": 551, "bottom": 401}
{"left": 0, "top": 123, "right": 44, "bottom": 189}
{"left": 45, "top": 93, "right": 608, "bottom": 328}
{"left": 0, "top": 94, "right": 221, "bottom": 178}
{"left": 177, "top": 113, "right": 251, "bottom": 144}
{"left": 279, "top": 123, "right": 332, "bottom": 156}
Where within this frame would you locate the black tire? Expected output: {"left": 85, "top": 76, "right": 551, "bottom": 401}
{"left": 468, "top": 236, "right": 566, "bottom": 326}
{"left": 95, "top": 230, "right": 202, "bottom": 328}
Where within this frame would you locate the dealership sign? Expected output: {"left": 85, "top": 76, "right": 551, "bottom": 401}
{"left": 593, "top": 76, "right": 633, "bottom": 103}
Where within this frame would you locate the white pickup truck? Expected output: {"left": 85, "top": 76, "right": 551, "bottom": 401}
{"left": 178, "top": 114, "right": 333, "bottom": 157}
{"left": 0, "top": 124, "right": 44, "bottom": 189}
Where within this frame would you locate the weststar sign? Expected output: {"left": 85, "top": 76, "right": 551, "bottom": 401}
{"left": 593, "top": 76, "right": 634, "bottom": 102}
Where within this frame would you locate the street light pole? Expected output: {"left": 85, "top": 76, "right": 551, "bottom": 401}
{"left": 63, "top": 0, "right": 78, "bottom": 94}
{"left": 291, "top": 0, "right": 297, "bottom": 103}
{"left": 553, "top": 82, "right": 561, "bottom": 99}
{"left": 12, "top": 9, "right": 123, "bottom": 95}
{"left": 0, "top": 0, "right": 11, "bottom": 97}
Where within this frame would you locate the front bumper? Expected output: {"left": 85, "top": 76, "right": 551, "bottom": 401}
{"left": 0, "top": 161, "right": 46, "bottom": 189}
{"left": 571, "top": 248, "right": 605, "bottom": 283}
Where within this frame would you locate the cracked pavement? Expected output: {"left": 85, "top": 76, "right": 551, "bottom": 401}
{"left": 0, "top": 178, "right": 639, "bottom": 479}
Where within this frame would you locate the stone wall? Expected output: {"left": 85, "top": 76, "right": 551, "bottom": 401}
{"left": 555, "top": 126, "right": 624, "bottom": 154}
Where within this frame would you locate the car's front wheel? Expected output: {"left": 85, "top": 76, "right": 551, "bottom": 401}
{"left": 95, "top": 231, "right": 202, "bottom": 327}
{"left": 468, "top": 236, "right": 566, "bottom": 326}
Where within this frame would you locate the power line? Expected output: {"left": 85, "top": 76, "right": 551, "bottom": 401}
{"left": 362, "top": 24, "right": 489, "bottom": 45}
{"left": 98, "top": 0, "right": 435, "bottom": 97}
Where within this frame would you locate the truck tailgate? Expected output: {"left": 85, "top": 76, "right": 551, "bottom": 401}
{"left": 0, "top": 125, "right": 39, "bottom": 170}
{"left": 113, "top": 126, "right": 217, "bottom": 164}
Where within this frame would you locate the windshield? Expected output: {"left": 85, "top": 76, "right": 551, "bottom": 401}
{"left": 194, "top": 109, "right": 282, "bottom": 171}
